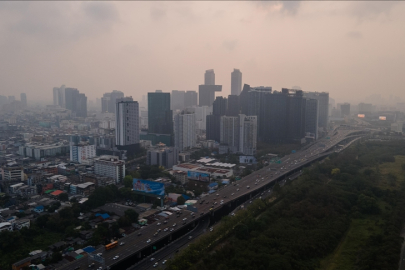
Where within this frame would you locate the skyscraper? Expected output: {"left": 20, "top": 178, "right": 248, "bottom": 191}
{"left": 174, "top": 112, "right": 196, "bottom": 151}
{"left": 8, "top": 96, "right": 15, "bottom": 102}
{"left": 116, "top": 97, "right": 139, "bottom": 146}
{"left": 285, "top": 89, "right": 306, "bottom": 143}
{"left": 227, "top": 95, "right": 240, "bottom": 116}
{"left": 220, "top": 114, "right": 257, "bottom": 155}
{"left": 213, "top": 96, "right": 228, "bottom": 116}
{"left": 231, "top": 69, "right": 242, "bottom": 96}
{"left": 171, "top": 90, "right": 186, "bottom": 111}
{"left": 198, "top": 85, "right": 222, "bottom": 106}
{"left": 101, "top": 90, "right": 124, "bottom": 113}
{"left": 305, "top": 99, "right": 319, "bottom": 139}
{"left": 204, "top": 69, "right": 215, "bottom": 85}
{"left": 184, "top": 91, "right": 198, "bottom": 108}
{"left": 53, "top": 87, "right": 59, "bottom": 106}
{"left": 340, "top": 103, "right": 351, "bottom": 117}
{"left": 65, "top": 88, "right": 87, "bottom": 117}
{"left": 304, "top": 91, "right": 329, "bottom": 130}
{"left": 148, "top": 91, "right": 173, "bottom": 135}
{"left": 20, "top": 93, "right": 27, "bottom": 107}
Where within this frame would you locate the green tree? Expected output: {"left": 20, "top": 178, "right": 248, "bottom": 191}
{"left": 177, "top": 196, "right": 186, "bottom": 205}
{"left": 124, "top": 209, "right": 139, "bottom": 223}
{"left": 58, "top": 193, "right": 69, "bottom": 202}
{"left": 331, "top": 168, "right": 341, "bottom": 176}
{"left": 123, "top": 175, "right": 133, "bottom": 188}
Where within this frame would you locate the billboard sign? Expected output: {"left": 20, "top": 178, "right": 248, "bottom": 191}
{"left": 358, "top": 114, "right": 365, "bottom": 118}
{"left": 379, "top": 116, "right": 386, "bottom": 120}
{"left": 132, "top": 179, "right": 165, "bottom": 196}
{"left": 187, "top": 171, "right": 210, "bottom": 182}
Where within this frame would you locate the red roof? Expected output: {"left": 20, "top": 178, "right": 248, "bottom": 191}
{"left": 50, "top": 190, "right": 64, "bottom": 196}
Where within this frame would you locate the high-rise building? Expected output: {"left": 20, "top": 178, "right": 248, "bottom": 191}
{"left": 8, "top": 96, "right": 15, "bottom": 103}
{"left": 304, "top": 91, "right": 329, "bottom": 130}
{"left": 207, "top": 96, "right": 227, "bottom": 143}
{"left": 358, "top": 103, "right": 373, "bottom": 114}
{"left": 220, "top": 114, "right": 257, "bottom": 155}
{"left": 101, "top": 90, "right": 124, "bottom": 113}
{"left": 0, "top": 95, "right": 8, "bottom": 106}
{"left": 65, "top": 88, "right": 87, "bottom": 117}
{"left": 305, "top": 99, "right": 319, "bottom": 139}
{"left": 171, "top": 90, "right": 186, "bottom": 111}
{"left": 227, "top": 95, "right": 240, "bottom": 116}
{"left": 174, "top": 112, "right": 196, "bottom": 151}
{"left": 285, "top": 89, "right": 306, "bottom": 143}
{"left": 213, "top": 96, "right": 228, "bottom": 116}
{"left": 194, "top": 106, "right": 213, "bottom": 131}
{"left": 206, "top": 114, "right": 221, "bottom": 143}
{"left": 184, "top": 91, "right": 198, "bottom": 108}
{"left": 147, "top": 143, "right": 178, "bottom": 169}
{"left": 340, "top": 103, "right": 351, "bottom": 117}
{"left": 59, "top": 85, "right": 65, "bottom": 107}
{"left": 20, "top": 93, "right": 27, "bottom": 107}
{"left": 231, "top": 69, "right": 242, "bottom": 96}
{"left": 198, "top": 85, "right": 222, "bottom": 106}
{"left": 240, "top": 115, "right": 257, "bottom": 156}
{"left": 70, "top": 143, "right": 96, "bottom": 164}
{"left": 220, "top": 116, "right": 240, "bottom": 154}
{"left": 204, "top": 69, "right": 215, "bottom": 85}
{"left": 115, "top": 97, "right": 139, "bottom": 146}
{"left": 148, "top": 91, "right": 173, "bottom": 135}
{"left": 94, "top": 155, "right": 126, "bottom": 184}
{"left": 53, "top": 87, "right": 59, "bottom": 106}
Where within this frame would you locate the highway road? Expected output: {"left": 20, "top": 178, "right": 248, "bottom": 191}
{"left": 55, "top": 127, "right": 367, "bottom": 270}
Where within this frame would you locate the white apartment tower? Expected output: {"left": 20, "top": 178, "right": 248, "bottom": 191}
{"left": 174, "top": 112, "right": 196, "bottom": 151}
{"left": 116, "top": 98, "right": 139, "bottom": 146}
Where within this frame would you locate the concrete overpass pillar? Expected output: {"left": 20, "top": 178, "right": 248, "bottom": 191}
{"left": 137, "top": 252, "right": 141, "bottom": 259}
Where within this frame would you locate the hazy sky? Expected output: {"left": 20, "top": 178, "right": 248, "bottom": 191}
{"left": 0, "top": 1, "right": 404, "bottom": 105}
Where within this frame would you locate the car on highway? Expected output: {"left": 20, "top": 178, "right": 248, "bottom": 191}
{"left": 162, "top": 260, "right": 167, "bottom": 264}
{"left": 231, "top": 193, "right": 234, "bottom": 196}
{"left": 170, "top": 228, "right": 174, "bottom": 232}
{"left": 210, "top": 227, "right": 213, "bottom": 232}
{"left": 173, "top": 223, "right": 177, "bottom": 227}
{"left": 237, "top": 188, "right": 239, "bottom": 191}
{"left": 97, "top": 253, "right": 102, "bottom": 256}
{"left": 188, "top": 235, "right": 193, "bottom": 240}
{"left": 151, "top": 258, "right": 155, "bottom": 261}
{"left": 88, "top": 263, "right": 95, "bottom": 268}
{"left": 163, "top": 220, "right": 167, "bottom": 224}
{"left": 113, "top": 255, "right": 119, "bottom": 260}
{"left": 164, "top": 228, "right": 168, "bottom": 232}
{"left": 153, "top": 263, "right": 159, "bottom": 268}
{"left": 157, "top": 223, "right": 161, "bottom": 226}
{"left": 120, "top": 242, "right": 125, "bottom": 246}
{"left": 147, "top": 239, "right": 151, "bottom": 243}
{"left": 247, "top": 186, "right": 250, "bottom": 189}
{"left": 231, "top": 213, "right": 235, "bottom": 216}
{"left": 183, "top": 218, "right": 187, "bottom": 221}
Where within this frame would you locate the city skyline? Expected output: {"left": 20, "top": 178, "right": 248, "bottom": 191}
{"left": 0, "top": 2, "right": 404, "bottom": 105}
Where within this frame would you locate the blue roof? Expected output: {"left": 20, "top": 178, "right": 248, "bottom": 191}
{"left": 95, "top": 213, "right": 110, "bottom": 219}
{"left": 83, "top": 246, "right": 96, "bottom": 253}
{"left": 35, "top": 205, "right": 44, "bottom": 210}
{"left": 208, "top": 183, "right": 218, "bottom": 187}
{"left": 208, "top": 190, "right": 216, "bottom": 194}
{"left": 222, "top": 180, "right": 230, "bottom": 184}
{"left": 182, "top": 194, "right": 190, "bottom": 200}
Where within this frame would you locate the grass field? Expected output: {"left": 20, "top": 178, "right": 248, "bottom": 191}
{"left": 319, "top": 155, "right": 405, "bottom": 270}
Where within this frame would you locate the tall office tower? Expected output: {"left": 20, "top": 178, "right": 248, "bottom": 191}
{"left": 184, "top": 91, "right": 198, "bottom": 107}
{"left": 305, "top": 99, "right": 319, "bottom": 140}
{"left": 227, "top": 95, "right": 240, "bottom": 116}
{"left": 0, "top": 95, "right": 8, "bottom": 106}
{"left": 284, "top": 89, "right": 306, "bottom": 143}
{"left": 340, "top": 103, "right": 351, "bottom": 117}
{"left": 207, "top": 96, "right": 227, "bottom": 143}
{"left": 147, "top": 144, "right": 178, "bottom": 169}
{"left": 260, "top": 91, "right": 288, "bottom": 143}
{"left": 53, "top": 87, "right": 59, "bottom": 105}
{"left": 174, "top": 112, "right": 196, "bottom": 151}
{"left": 8, "top": 96, "right": 15, "bottom": 103}
{"left": 194, "top": 106, "right": 213, "bottom": 131}
{"left": 171, "top": 90, "right": 186, "bottom": 111}
{"left": 96, "top": 98, "right": 101, "bottom": 111}
{"left": 220, "top": 114, "right": 257, "bottom": 155}
{"left": 101, "top": 90, "right": 124, "bottom": 113}
{"left": 213, "top": 96, "right": 228, "bottom": 116}
{"left": 65, "top": 88, "right": 87, "bottom": 117}
{"left": 303, "top": 91, "right": 329, "bottom": 130}
{"left": 116, "top": 97, "right": 139, "bottom": 146}
{"left": 231, "top": 69, "right": 242, "bottom": 96}
{"left": 20, "top": 93, "right": 27, "bottom": 107}
{"left": 239, "top": 115, "right": 258, "bottom": 155}
{"left": 198, "top": 85, "right": 222, "bottom": 106}
{"left": 220, "top": 116, "right": 240, "bottom": 154}
{"left": 206, "top": 114, "right": 221, "bottom": 143}
{"left": 204, "top": 69, "right": 215, "bottom": 85}
{"left": 148, "top": 91, "right": 173, "bottom": 135}
{"left": 239, "top": 84, "right": 251, "bottom": 115}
